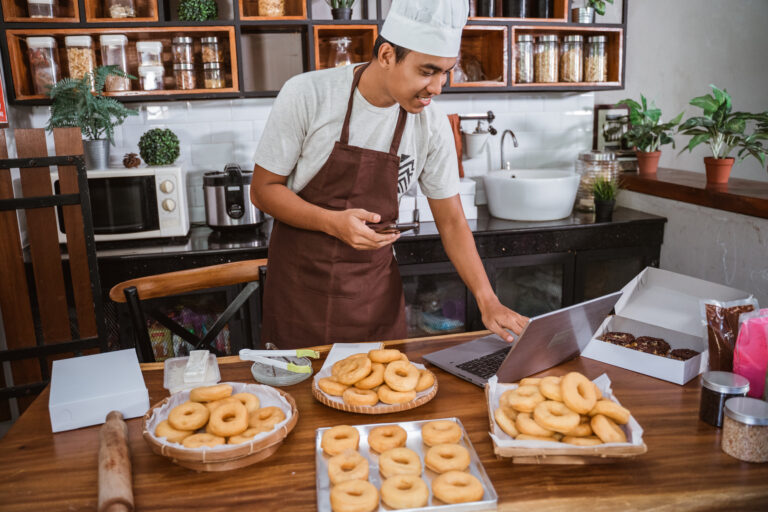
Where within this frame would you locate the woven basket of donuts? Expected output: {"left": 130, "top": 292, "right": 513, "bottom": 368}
{"left": 142, "top": 382, "right": 298, "bottom": 471}
{"left": 485, "top": 372, "right": 647, "bottom": 464}
{"left": 311, "top": 349, "right": 438, "bottom": 414}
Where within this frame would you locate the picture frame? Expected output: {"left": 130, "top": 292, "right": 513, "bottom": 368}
{"left": 593, "top": 103, "right": 630, "bottom": 151}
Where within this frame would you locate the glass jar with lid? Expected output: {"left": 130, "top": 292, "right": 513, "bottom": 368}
{"left": 722, "top": 397, "right": 768, "bottom": 463}
{"left": 135, "top": 40, "right": 163, "bottom": 67}
{"left": 203, "top": 63, "right": 225, "bottom": 89}
{"left": 172, "top": 36, "right": 193, "bottom": 65}
{"left": 201, "top": 36, "right": 223, "bottom": 64}
{"left": 64, "top": 35, "right": 96, "bottom": 85}
{"left": 700, "top": 372, "right": 750, "bottom": 428}
{"left": 574, "top": 150, "right": 618, "bottom": 212}
{"left": 585, "top": 35, "right": 608, "bottom": 82}
{"left": 258, "top": 0, "right": 284, "bottom": 16}
{"left": 515, "top": 34, "right": 534, "bottom": 84}
{"left": 27, "top": 0, "right": 57, "bottom": 18}
{"left": 26, "top": 37, "right": 61, "bottom": 95}
{"left": 560, "top": 35, "right": 583, "bottom": 82}
{"left": 105, "top": 0, "right": 136, "bottom": 18}
{"left": 534, "top": 34, "right": 558, "bottom": 83}
{"left": 138, "top": 65, "right": 164, "bottom": 91}
{"left": 328, "top": 37, "right": 352, "bottom": 68}
{"left": 174, "top": 63, "right": 196, "bottom": 90}
{"left": 99, "top": 34, "right": 131, "bottom": 92}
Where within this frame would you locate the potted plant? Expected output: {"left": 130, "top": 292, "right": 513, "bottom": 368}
{"left": 572, "top": 0, "right": 613, "bottom": 23}
{"left": 178, "top": 0, "right": 218, "bottom": 21}
{"left": 619, "top": 95, "right": 683, "bottom": 176}
{"left": 326, "top": 0, "right": 356, "bottom": 20}
{"left": 138, "top": 128, "right": 180, "bottom": 166}
{"left": 46, "top": 65, "right": 137, "bottom": 170}
{"left": 592, "top": 174, "right": 618, "bottom": 223}
{"left": 679, "top": 84, "right": 768, "bottom": 184}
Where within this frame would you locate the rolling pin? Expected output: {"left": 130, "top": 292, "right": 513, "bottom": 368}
{"left": 98, "top": 411, "right": 134, "bottom": 512}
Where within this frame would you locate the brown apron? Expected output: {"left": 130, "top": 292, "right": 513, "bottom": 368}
{"left": 261, "top": 63, "right": 408, "bottom": 349}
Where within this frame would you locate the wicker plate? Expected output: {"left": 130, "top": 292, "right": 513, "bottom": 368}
{"left": 142, "top": 382, "right": 298, "bottom": 471}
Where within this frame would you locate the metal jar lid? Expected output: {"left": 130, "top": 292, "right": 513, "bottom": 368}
{"left": 172, "top": 36, "right": 193, "bottom": 44}
{"left": 173, "top": 63, "right": 194, "bottom": 70}
{"left": 724, "top": 397, "right": 768, "bottom": 426}
{"left": 588, "top": 35, "right": 607, "bottom": 43}
{"left": 203, "top": 62, "right": 222, "bottom": 70}
{"left": 702, "top": 371, "right": 750, "bottom": 395}
{"left": 538, "top": 35, "right": 558, "bottom": 43}
{"left": 578, "top": 150, "right": 615, "bottom": 162}
{"left": 201, "top": 36, "right": 219, "bottom": 44}
{"left": 516, "top": 34, "right": 534, "bottom": 43}
{"left": 562, "top": 35, "right": 583, "bottom": 43}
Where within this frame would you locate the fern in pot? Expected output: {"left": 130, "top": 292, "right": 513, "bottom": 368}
{"left": 619, "top": 94, "right": 682, "bottom": 176}
{"left": 46, "top": 66, "right": 137, "bottom": 169}
{"left": 592, "top": 174, "right": 618, "bottom": 223}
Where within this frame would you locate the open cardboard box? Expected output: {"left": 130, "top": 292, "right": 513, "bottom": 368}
{"left": 581, "top": 267, "right": 751, "bottom": 385}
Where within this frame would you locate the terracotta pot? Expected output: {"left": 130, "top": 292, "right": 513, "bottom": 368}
{"left": 636, "top": 150, "right": 661, "bottom": 176}
{"left": 704, "top": 157, "right": 734, "bottom": 185}
{"left": 594, "top": 198, "right": 615, "bottom": 223}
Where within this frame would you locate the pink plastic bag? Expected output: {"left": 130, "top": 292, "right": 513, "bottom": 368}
{"left": 734, "top": 308, "right": 768, "bottom": 398}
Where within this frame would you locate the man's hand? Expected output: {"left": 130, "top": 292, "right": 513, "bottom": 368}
{"left": 327, "top": 209, "right": 400, "bottom": 250}
{"left": 479, "top": 296, "right": 529, "bottom": 342}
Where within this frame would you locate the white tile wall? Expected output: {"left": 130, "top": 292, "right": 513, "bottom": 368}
{"left": 8, "top": 91, "right": 593, "bottom": 222}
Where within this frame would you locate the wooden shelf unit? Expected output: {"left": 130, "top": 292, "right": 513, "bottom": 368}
{"left": 313, "top": 24, "right": 376, "bottom": 71}
{"left": 83, "top": 0, "right": 158, "bottom": 23}
{"left": 1, "top": 0, "right": 79, "bottom": 22}
{"left": 470, "top": 0, "right": 569, "bottom": 23}
{"left": 450, "top": 25, "right": 508, "bottom": 88}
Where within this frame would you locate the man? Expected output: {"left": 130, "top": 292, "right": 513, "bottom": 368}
{"left": 251, "top": 0, "right": 528, "bottom": 349}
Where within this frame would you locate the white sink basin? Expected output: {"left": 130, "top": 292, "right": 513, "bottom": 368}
{"left": 484, "top": 169, "right": 580, "bottom": 221}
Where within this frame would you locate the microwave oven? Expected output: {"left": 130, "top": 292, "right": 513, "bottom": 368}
{"left": 50, "top": 166, "right": 190, "bottom": 243}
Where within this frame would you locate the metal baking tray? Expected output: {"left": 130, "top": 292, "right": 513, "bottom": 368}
{"left": 315, "top": 417, "right": 498, "bottom": 512}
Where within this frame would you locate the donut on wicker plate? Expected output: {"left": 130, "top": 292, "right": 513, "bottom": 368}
{"left": 208, "top": 401, "right": 248, "bottom": 437}
{"left": 168, "top": 401, "right": 209, "bottom": 431}
{"left": 561, "top": 372, "right": 597, "bottom": 414}
{"left": 248, "top": 406, "right": 286, "bottom": 433}
{"left": 182, "top": 433, "right": 225, "bottom": 448}
{"left": 154, "top": 420, "right": 193, "bottom": 444}
{"left": 342, "top": 387, "right": 379, "bottom": 407}
{"left": 383, "top": 361, "right": 419, "bottom": 392}
{"left": 189, "top": 383, "right": 233, "bottom": 403}
{"left": 354, "top": 363, "right": 384, "bottom": 390}
{"left": 377, "top": 385, "right": 416, "bottom": 405}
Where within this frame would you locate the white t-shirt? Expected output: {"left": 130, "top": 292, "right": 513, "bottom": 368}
{"left": 253, "top": 65, "right": 460, "bottom": 201}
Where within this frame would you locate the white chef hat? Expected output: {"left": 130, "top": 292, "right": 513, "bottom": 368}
{"left": 380, "top": 0, "right": 468, "bottom": 58}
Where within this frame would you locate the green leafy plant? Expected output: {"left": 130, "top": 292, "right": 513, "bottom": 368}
{"left": 679, "top": 84, "right": 768, "bottom": 166}
{"left": 587, "top": 0, "right": 613, "bottom": 16}
{"left": 618, "top": 95, "right": 683, "bottom": 152}
{"left": 593, "top": 175, "right": 619, "bottom": 202}
{"left": 45, "top": 66, "right": 137, "bottom": 144}
{"left": 138, "top": 128, "right": 180, "bottom": 166}
{"left": 325, "top": 0, "right": 356, "bottom": 8}
{"left": 178, "top": 0, "right": 218, "bottom": 21}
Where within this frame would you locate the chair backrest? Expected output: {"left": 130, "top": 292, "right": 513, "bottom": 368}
{"left": 0, "top": 128, "right": 106, "bottom": 418}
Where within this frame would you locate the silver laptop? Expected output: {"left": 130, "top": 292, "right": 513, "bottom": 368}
{"left": 423, "top": 291, "right": 622, "bottom": 387}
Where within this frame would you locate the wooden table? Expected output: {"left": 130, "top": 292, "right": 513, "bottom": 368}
{"left": 2, "top": 332, "right": 767, "bottom": 511}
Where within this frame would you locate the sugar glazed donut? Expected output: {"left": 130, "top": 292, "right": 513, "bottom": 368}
{"left": 168, "top": 401, "right": 209, "bottom": 431}
{"left": 502, "top": 385, "right": 545, "bottom": 413}
{"left": 561, "top": 372, "right": 597, "bottom": 414}
{"left": 248, "top": 406, "right": 286, "bottom": 433}
{"left": 354, "top": 363, "right": 384, "bottom": 390}
{"left": 432, "top": 471, "right": 484, "bottom": 504}
{"left": 380, "top": 474, "right": 429, "bottom": 509}
{"left": 421, "top": 420, "right": 462, "bottom": 446}
{"left": 425, "top": 443, "right": 471, "bottom": 473}
{"left": 378, "top": 447, "right": 422, "bottom": 478}
{"left": 533, "top": 401, "right": 581, "bottom": 434}
{"left": 207, "top": 401, "right": 248, "bottom": 437}
{"left": 322, "top": 425, "right": 360, "bottom": 456}
{"left": 154, "top": 420, "right": 193, "bottom": 444}
{"left": 189, "top": 383, "right": 233, "bottom": 403}
{"left": 383, "top": 361, "right": 419, "bottom": 392}
{"left": 377, "top": 385, "right": 416, "bottom": 405}
{"left": 330, "top": 479, "right": 379, "bottom": 512}
{"left": 182, "top": 433, "right": 225, "bottom": 449}
{"left": 327, "top": 450, "right": 369, "bottom": 485}
{"left": 367, "top": 425, "right": 407, "bottom": 453}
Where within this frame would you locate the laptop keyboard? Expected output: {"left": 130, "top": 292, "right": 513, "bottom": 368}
{"left": 456, "top": 347, "right": 511, "bottom": 380}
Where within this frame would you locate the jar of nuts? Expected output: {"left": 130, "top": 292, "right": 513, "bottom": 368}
{"left": 574, "top": 150, "right": 618, "bottom": 212}
{"left": 64, "top": 35, "right": 96, "bottom": 88}
{"left": 26, "top": 36, "right": 61, "bottom": 95}
{"left": 722, "top": 397, "right": 768, "bottom": 463}
{"left": 203, "top": 62, "right": 225, "bottom": 89}
{"left": 560, "top": 35, "right": 583, "bottom": 83}
{"left": 201, "top": 36, "right": 222, "bottom": 64}
{"left": 174, "top": 63, "right": 196, "bottom": 90}
{"left": 105, "top": 0, "right": 136, "bottom": 18}
{"left": 534, "top": 34, "right": 558, "bottom": 83}
{"left": 585, "top": 35, "right": 608, "bottom": 82}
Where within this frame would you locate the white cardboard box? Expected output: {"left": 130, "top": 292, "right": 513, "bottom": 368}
{"left": 581, "top": 267, "right": 751, "bottom": 385}
{"left": 49, "top": 349, "right": 150, "bottom": 432}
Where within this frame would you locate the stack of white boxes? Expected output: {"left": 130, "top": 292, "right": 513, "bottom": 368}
{"left": 398, "top": 178, "right": 477, "bottom": 223}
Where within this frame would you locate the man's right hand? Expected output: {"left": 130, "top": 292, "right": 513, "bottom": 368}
{"left": 327, "top": 209, "right": 400, "bottom": 250}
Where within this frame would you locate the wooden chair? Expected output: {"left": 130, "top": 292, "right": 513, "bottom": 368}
{"left": 0, "top": 128, "right": 106, "bottom": 418}
{"left": 109, "top": 259, "right": 268, "bottom": 363}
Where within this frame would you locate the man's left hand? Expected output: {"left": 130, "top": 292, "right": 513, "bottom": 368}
{"left": 479, "top": 298, "right": 529, "bottom": 342}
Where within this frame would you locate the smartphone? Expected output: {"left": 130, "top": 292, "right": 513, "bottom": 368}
{"left": 374, "top": 222, "right": 419, "bottom": 234}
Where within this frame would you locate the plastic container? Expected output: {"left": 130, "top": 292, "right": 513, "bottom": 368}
{"left": 201, "top": 36, "right": 223, "bottom": 64}
{"left": 26, "top": 37, "right": 61, "bottom": 95}
{"left": 139, "top": 65, "right": 164, "bottom": 91}
{"left": 203, "top": 62, "right": 225, "bottom": 89}
{"left": 585, "top": 35, "right": 608, "bottom": 82}
{"left": 106, "top": 0, "right": 136, "bottom": 18}
{"left": 99, "top": 34, "right": 131, "bottom": 91}
{"left": 172, "top": 36, "right": 193, "bottom": 65}
{"left": 534, "top": 34, "right": 558, "bottom": 83}
{"left": 699, "top": 371, "right": 750, "bottom": 427}
{"left": 136, "top": 40, "right": 163, "bottom": 67}
{"left": 574, "top": 150, "right": 618, "bottom": 212}
{"left": 64, "top": 35, "right": 96, "bottom": 85}
{"left": 515, "top": 34, "right": 534, "bottom": 84}
{"left": 174, "top": 63, "right": 196, "bottom": 90}
{"left": 560, "top": 35, "right": 583, "bottom": 82}
{"left": 27, "top": 0, "right": 56, "bottom": 18}
{"left": 328, "top": 37, "right": 352, "bottom": 68}
{"left": 163, "top": 353, "right": 221, "bottom": 394}
{"left": 722, "top": 397, "right": 768, "bottom": 463}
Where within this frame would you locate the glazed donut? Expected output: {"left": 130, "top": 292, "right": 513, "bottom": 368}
{"left": 189, "top": 383, "right": 233, "bottom": 403}
{"left": 591, "top": 414, "right": 627, "bottom": 443}
{"left": 204, "top": 397, "right": 240, "bottom": 414}
{"left": 368, "top": 425, "right": 407, "bottom": 453}
{"left": 330, "top": 479, "right": 379, "bottom": 512}
{"left": 421, "top": 420, "right": 462, "bottom": 446}
{"left": 494, "top": 407, "right": 519, "bottom": 437}
{"left": 318, "top": 377, "right": 349, "bottom": 397}
{"left": 322, "top": 425, "right": 360, "bottom": 456}
{"left": 564, "top": 421, "right": 593, "bottom": 438}
{"left": 425, "top": 443, "right": 471, "bottom": 473}
{"left": 328, "top": 450, "right": 369, "bottom": 485}
{"left": 342, "top": 388, "right": 379, "bottom": 407}
{"left": 378, "top": 447, "right": 422, "bottom": 478}
{"left": 519, "top": 377, "right": 542, "bottom": 387}
{"left": 354, "top": 363, "right": 384, "bottom": 390}
{"left": 503, "top": 385, "right": 545, "bottom": 413}
{"left": 368, "top": 348, "right": 402, "bottom": 363}
{"left": 561, "top": 372, "right": 597, "bottom": 414}
{"left": 333, "top": 355, "right": 372, "bottom": 385}
{"left": 208, "top": 401, "right": 248, "bottom": 437}
{"left": 248, "top": 406, "right": 286, "bottom": 432}
{"left": 562, "top": 435, "right": 603, "bottom": 446}
{"left": 588, "top": 399, "right": 631, "bottom": 425}
{"left": 539, "top": 376, "right": 563, "bottom": 402}
{"left": 414, "top": 370, "right": 435, "bottom": 392}
{"left": 377, "top": 385, "right": 416, "bottom": 405}
{"left": 232, "top": 392, "right": 260, "bottom": 414}
{"left": 228, "top": 427, "right": 263, "bottom": 444}
{"left": 380, "top": 474, "right": 429, "bottom": 510}
{"left": 154, "top": 419, "right": 193, "bottom": 444}
{"left": 515, "top": 412, "right": 554, "bottom": 437}
{"left": 533, "top": 401, "right": 580, "bottom": 434}
{"left": 182, "top": 433, "right": 225, "bottom": 448}
{"left": 432, "top": 471, "right": 484, "bottom": 504}
{"left": 384, "top": 361, "right": 419, "bottom": 392}
{"left": 515, "top": 434, "right": 558, "bottom": 442}
{"left": 167, "top": 401, "right": 209, "bottom": 431}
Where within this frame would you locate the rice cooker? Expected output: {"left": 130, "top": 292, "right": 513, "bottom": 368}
{"left": 203, "top": 163, "right": 264, "bottom": 230}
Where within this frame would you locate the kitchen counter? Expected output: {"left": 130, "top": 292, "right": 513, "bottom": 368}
{"left": 1, "top": 331, "right": 766, "bottom": 511}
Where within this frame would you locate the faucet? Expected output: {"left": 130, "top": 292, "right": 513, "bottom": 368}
{"left": 500, "top": 129, "right": 518, "bottom": 170}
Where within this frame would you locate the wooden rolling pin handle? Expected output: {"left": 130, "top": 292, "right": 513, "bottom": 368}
{"left": 98, "top": 411, "right": 134, "bottom": 512}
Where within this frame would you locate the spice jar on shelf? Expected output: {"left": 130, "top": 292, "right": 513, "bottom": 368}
{"left": 138, "top": 65, "right": 164, "bottom": 91}
{"left": 64, "top": 35, "right": 96, "bottom": 85}
{"left": 203, "top": 63, "right": 225, "bottom": 89}
{"left": 722, "top": 397, "right": 768, "bottom": 463}
{"left": 201, "top": 36, "right": 223, "bottom": 64}
{"left": 136, "top": 40, "right": 163, "bottom": 67}
{"left": 534, "top": 34, "right": 558, "bottom": 83}
{"left": 174, "top": 63, "right": 196, "bottom": 90}
{"left": 574, "top": 150, "right": 618, "bottom": 212}
{"left": 172, "top": 36, "right": 193, "bottom": 65}
{"left": 26, "top": 37, "right": 61, "bottom": 95}
{"left": 258, "top": 0, "right": 284, "bottom": 16}
{"left": 560, "top": 35, "right": 583, "bottom": 83}
{"left": 328, "top": 37, "right": 352, "bottom": 68}
{"left": 585, "top": 35, "right": 608, "bottom": 82}
{"left": 515, "top": 34, "right": 534, "bottom": 84}
{"left": 105, "top": 0, "right": 135, "bottom": 18}
{"left": 99, "top": 34, "right": 131, "bottom": 92}
{"left": 27, "top": 0, "right": 57, "bottom": 18}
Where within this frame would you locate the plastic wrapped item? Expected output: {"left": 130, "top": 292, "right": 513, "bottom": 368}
{"left": 699, "top": 371, "right": 750, "bottom": 427}
{"left": 138, "top": 65, "right": 164, "bottom": 91}
{"left": 515, "top": 34, "right": 533, "bottom": 84}
{"left": 64, "top": 35, "right": 96, "bottom": 84}
{"left": 106, "top": 0, "right": 136, "bottom": 18}
{"left": 560, "top": 35, "right": 583, "bottom": 83}
{"left": 163, "top": 352, "right": 221, "bottom": 394}
{"left": 201, "top": 36, "right": 222, "bottom": 64}
{"left": 136, "top": 40, "right": 163, "bottom": 66}
{"left": 99, "top": 34, "right": 131, "bottom": 91}
{"left": 734, "top": 309, "right": 768, "bottom": 398}
{"left": 26, "top": 37, "right": 61, "bottom": 95}
{"left": 174, "top": 63, "right": 196, "bottom": 90}
{"left": 585, "top": 35, "right": 608, "bottom": 82}
{"left": 701, "top": 297, "right": 759, "bottom": 372}
{"left": 722, "top": 397, "right": 768, "bottom": 463}
{"left": 172, "top": 36, "right": 193, "bottom": 65}
{"left": 534, "top": 34, "right": 558, "bottom": 83}
{"left": 203, "top": 62, "right": 225, "bottom": 89}
{"left": 27, "top": 0, "right": 56, "bottom": 18}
